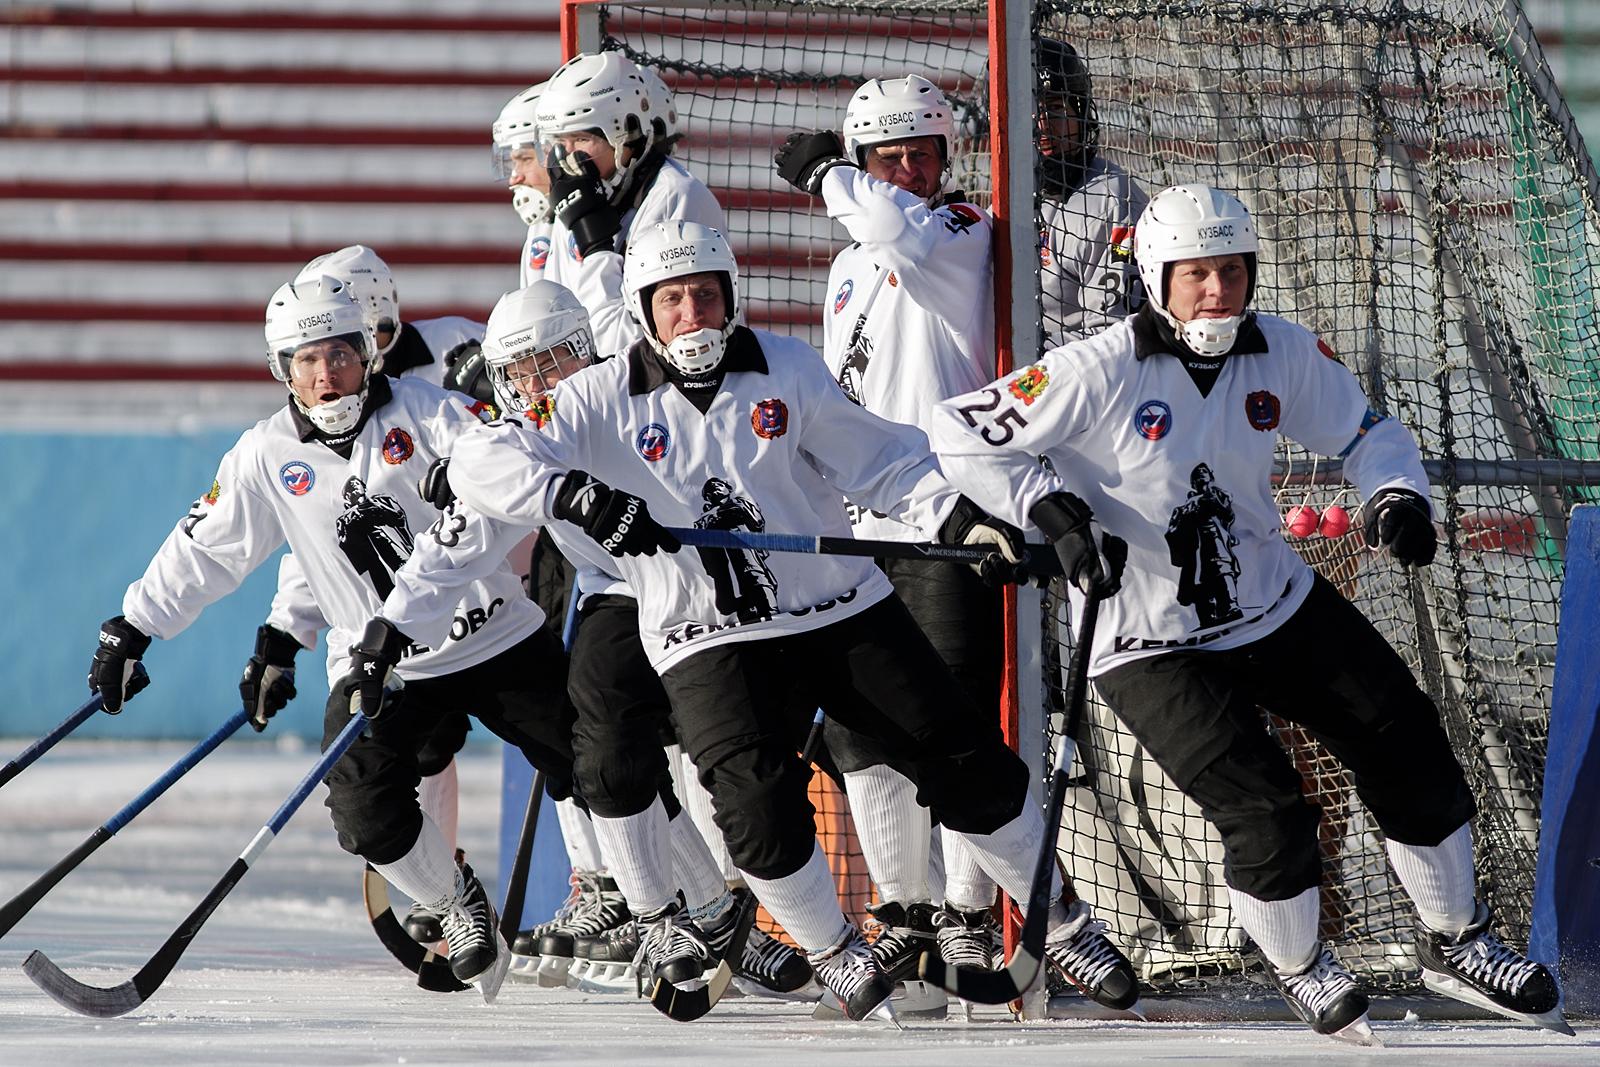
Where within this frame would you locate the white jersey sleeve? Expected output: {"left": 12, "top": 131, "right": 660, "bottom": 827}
{"left": 265, "top": 552, "right": 326, "bottom": 650}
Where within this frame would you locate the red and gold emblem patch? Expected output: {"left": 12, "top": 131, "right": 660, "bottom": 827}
{"left": 381, "top": 427, "right": 415, "bottom": 465}
{"left": 1007, "top": 364, "right": 1050, "bottom": 405}
{"left": 527, "top": 393, "right": 555, "bottom": 430}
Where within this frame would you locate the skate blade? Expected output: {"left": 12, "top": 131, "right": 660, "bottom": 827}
{"left": 1327, "top": 1015, "right": 1382, "bottom": 1048}
{"left": 812, "top": 992, "right": 902, "bottom": 1026}
{"left": 471, "top": 938, "right": 514, "bottom": 1006}
{"left": 732, "top": 975, "right": 822, "bottom": 1002}
{"left": 890, "top": 980, "right": 949, "bottom": 1019}
{"left": 870, "top": 998, "right": 903, "bottom": 1029}
{"left": 1422, "top": 970, "right": 1576, "bottom": 1036}
{"left": 571, "top": 961, "right": 637, "bottom": 994}
{"left": 507, "top": 953, "right": 540, "bottom": 979}
{"left": 534, "top": 954, "right": 572, "bottom": 988}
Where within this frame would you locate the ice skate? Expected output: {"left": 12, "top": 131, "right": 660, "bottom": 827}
{"left": 932, "top": 902, "right": 998, "bottom": 1018}
{"left": 570, "top": 921, "right": 640, "bottom": 992}
{"left": 439, "top": 862, "right": 511, "bottom": 1005}
{"left": 808, "top": 925, "right": 899, "bottom": 1024}
{"left": 864, "top": 900, "right": 946, "bottom": 1018}
{"left": 637, "top": 895, "right": 734, "bottom": 1021}
{"left": 1265, "top": 944, "right": 1379, "bottom": 1047}
{"left": 704, "top": 887, "right": 815, "bottom": 997}
{"left": 1043, "top": 898, "right": 1141, "bottom": 1012}
{"left": 1416, "top": 903, "right": 1573, "bottom": 1036}
{"left": 510, "top": 870, "right": 591, "bottom": 983}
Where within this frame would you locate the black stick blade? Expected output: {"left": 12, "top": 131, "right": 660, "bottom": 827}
{"left": 22, "top": 950, "right": 148, "bottom": 1018}
{"left": 917, "top": 915, "right": 1048, "bottom": 1004}
{"left": 648, "top": 961, "right": 733, "bottom": 1022}
{"left": 361, "top": 865, "right": 468, "bottom": 993}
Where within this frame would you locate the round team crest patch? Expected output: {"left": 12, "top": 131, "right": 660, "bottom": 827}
{"left": 833, "top": 279, "right": 854, "bottom": 314}
{"left": 567, "top": 231, "right": 581, "bottom": 261}
{"left": 751, "top": 397, "right": 789, "bottom": 440}
{"left": 527, "top": 235, "right": 551, "bottom": 273}
{"left": 1245, "top": 390, "right": 1281, "bottom": 432}
{"left": 636, "top": 422, "right": 671, "bottom": 462}
{"left": 279, "top": 460, "right": 316, "bottom": 496}
{"left": 1134, "top": 400, "right": 1172, "bottom": 441}
{"left": 381, "top": 427, "right": 415, "bottom": 464}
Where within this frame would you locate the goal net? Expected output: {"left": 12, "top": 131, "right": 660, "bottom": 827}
{"left": 575, "top": 0, "right": 1600, "bottom": 991}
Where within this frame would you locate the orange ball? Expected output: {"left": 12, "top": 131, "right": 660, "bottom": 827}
{"left": 1319, "top": 504, "right": 1351, "bottom": 538}
{"left": 1286, "top": 505, "right": 1320, "bottom": 538}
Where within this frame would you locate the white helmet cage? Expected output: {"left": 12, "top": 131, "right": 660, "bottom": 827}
{"left": 264, "top": 275, "right": 379, "bottom": 434}
{"left": 294, "top": 245, "right": 400, "bottom": 361}
{"left": 623, "top": 221, "right": 741, "bottom": 376}
{"left": 843, "top": 75, "right": 956, "bottom": 196}
{"left": 483, "top": 281, "right": 596, "bottom": 415}
{"left": 533, "top": 51, "right": 657, "bottom": 196}
{"left": 493, "top": 82, "right": 553, "bottom": 226}
{"left": 1135, "top": 184, "right": 1260, "bottom": 356}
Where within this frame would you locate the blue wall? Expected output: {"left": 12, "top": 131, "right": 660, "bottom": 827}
{"left": 1, "top": 429, "right": 331, "bottom": 742}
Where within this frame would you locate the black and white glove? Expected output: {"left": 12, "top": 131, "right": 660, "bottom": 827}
{"left": 1030, "top": 491, "right": 1128, "bottom": 597}
{"left": 549, "top": 150, "right": 621, "bottom": 257}
{"left": 417, "top": 457, "right": 454, "bottom": 511}
{"left": 774, "top": 130, "right": 853, "bottom": 195}
{"left": 553, "top": 470, "right": 681, "bottom": 558}
{"left": 240, "top": 624, "right": 300, "bottom": 732}
{"left": 440, "top": 340, "right": 495, "bottom": 410}
{"left": 88, "top": 615, "right": 152, "bottom": 714}
{"left": 1363, "top": 487, "right": 1436, "bottom": 567}
{"left": 939, "top": 495, "right": 1026, "bottom": 585}
{"left": 340, "top": 618, "right": 410, "bottom": 720}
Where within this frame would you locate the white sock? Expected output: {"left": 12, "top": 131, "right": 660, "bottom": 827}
{"left": 941, "top": 827, "right": 998, "bottom": 911}
{"left": 372, "top": 815, "right": 460, "bottom": 912}
{"left": 1227, "top": 885, "right": 1320, "bottom": 974}
{"left": 678, "top": 747, "right": 741, "bottom": 884}
{"left": 842, "top": 765, "right": 930, "bottom": 904}
{"left": 1386, "top": 822, "right": 1476, "bottom": 935}
{"left": 927, "top": 825, "right": 948, "bottom": 903}
{"left": 555, "top": 796, "right": 604, "bottom": 873}
{"left": 591, "top": 797, "right": 676, "bottom": 915}
{"left": 417, "top": 759, "right": 459, "bottom": 856}
{"left": 669, "top": 808, "right": 729, "bottom": 910}
{"left": 945, "top": 802, "right": 1059, "bottom": 908}
{"left": 741, "top": 842, "right": 850, "bottom": 954}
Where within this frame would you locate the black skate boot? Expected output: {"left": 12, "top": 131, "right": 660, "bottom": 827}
{"left": 809, "top": 924, "right": 898, "bottom": 1024}
{"left": 932, "top": 902, "right": 998, "bottom": 972}
{"left": 403, "top": 901, "right": 444, "bottom": 945}
{"left": 864, "top": 900, "right": 945, "bottom": 1017}
{"left": 1416, "top": 903, "right": 1572, "bottom": 1035}
{"left": 571, "top": 921, "right": 640, "bottom": 990}
{"left": 439, "top": 862, "right": 511, "bottom": 1005}
{"left": 547, "top": 873, "right": 630, "bottom": 984}
{"left": 702, "top": 887, "right": 814, "bottom": 996}
{"left": 510, "top": 869, "right": 592, "bottom": 984}
{"left": 637, "top": 895, "right": 731, "bottom": 1021}
{"left": 1042, "top": 897, "right": 1141, "bottom": 1012}
{"left": 1264, "top": 944, "right": 1376, "bottom": 1045}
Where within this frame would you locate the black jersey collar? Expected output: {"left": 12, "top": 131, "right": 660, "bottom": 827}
{"left": 380, "top": 321, "right": 433, "bottom": 378}
{"left": 288, "top": 373, "right": 393, "bottom": 447}
{"left": 626, "top": 324, "right": 769, "bottom": 396}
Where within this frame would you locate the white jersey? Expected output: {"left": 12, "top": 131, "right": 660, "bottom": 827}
{"left": 381, "top": 317, "right": 487, "bottom": 393}
{"left": 519, "top": 221, "right": 554, "bottom": 288}
{"left": 381, "top": 326, "right": 957, "bottom": 674}
{"left": 123, "top": 376, "right": 541, "bottom": 686}
{"left": 1039, "top": 157, "right": 1148, "bottom": 344}
{"left": 928, "top": 311, "right": 1431, "bottom": 677}
{"left": 818, "top": 166, "right": 993, "bottom": 541}
{"left": 544, "top": 157, "right": 727, "bottom": 358}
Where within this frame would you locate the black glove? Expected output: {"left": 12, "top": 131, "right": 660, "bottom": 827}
{"left": 553, "top": 470, "right": 681, "bottom": 557}
{"left": 340, "top": 618, "right": 410, "bottom": 720}
{"left": 89, "top": 615, "right": 152, "bottom": 714}
{"left": 240, "top": 624, "right": 300, "bottom": 732}
{"left": 417, "top": 457, "right": 454, "bottom": 510}
{"left": 440, "top": 340, "right": 495, "bottom": 410}
{"left": 939, "top": 495, "right": 1026, "bottom": 585}
{"left": 774, "top": 130, "right": 853, "bottom": 195}
{"left": 1030, "top": 492, "right": 1128, "bottom": 597}
{"left": 549, "top": 150, "right": 621, "bottom": 257}
{"left": 1363, "top": 487, "right": 1436, "bottom": 566}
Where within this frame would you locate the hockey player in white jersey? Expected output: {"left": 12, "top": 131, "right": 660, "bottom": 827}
{"left": 1035, "top": 38, "right": 1148, "bottom": 343}
{"left": 357, "top": 222, "right": 1134, "bottom": 1022}
{"left": 492, "top": 80, "right": 557, "bottom": 287}
{"left": 926, "top": 184, "right": 1570, "bottom": 1041}
{"left": 775, "top": 76, "right": 1043, "bottom": 1007}
{"left": 533, "top": 50, "right": 726, "bottom": 357}
{"left": 85, "top": 277, "right": 584, "bottom": 1005}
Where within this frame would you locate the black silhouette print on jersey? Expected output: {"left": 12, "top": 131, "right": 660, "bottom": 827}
{"left": 837, "top": 313, "right": 873, "bottom": 406}
{"left": 336, "top": 475, "right": 415, "bottom": 599}
{"left": 1164, "top": 463, "right": 1243, "bottom": 628}
{"left": 693, "top": 478, "right": 778, "bottom": 623}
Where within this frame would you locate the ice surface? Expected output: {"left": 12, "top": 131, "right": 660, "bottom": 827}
{"left": 0, "top": 741, "right": 1593, "bottom": 1065}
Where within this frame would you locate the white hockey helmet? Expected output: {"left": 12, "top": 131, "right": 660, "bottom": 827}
{"left": 1135, "top": 184, "right": 1259, "bottom": 356}
{"left": 482, "top": 281, "right": 595, "bottom": 415}
{"left": 294, "top": 245, "right": 401, "bottom": 362}
{"left": 534, "top": 51, "right": 656, "bottom": 196}
{"left": 844, "top": 74, "right": 955, "bottom": 177}
{"left": 624, "top": 220, "right": 740, "bottom": 376}
{"left": 264, "top": 275, "right": 378, "bottom": 435}
{"left": 637, "top": 64, "right": 680, "bottom": 148}
{"left": 493, "top": 81, "right": 552, "bottom": 226}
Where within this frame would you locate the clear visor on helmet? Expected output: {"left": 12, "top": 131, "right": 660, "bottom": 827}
{"left": 274, "top": 334, "right": 368, "bottom": 385}
{"left": 488, "top": 330, "right": 594, "bottom": 412}
{"left": 492, "top": 138, "right": 541, "bottom": 183}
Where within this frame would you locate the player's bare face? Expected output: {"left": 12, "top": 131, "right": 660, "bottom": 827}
{"left": 650, "top": 273, "right": 727, "bottom": 343}
{"left": 1166, "top": 254, "right": 1249, "bottom": 323}
{"left": 510, "top": 146, "right": 552, "bottom": 194}
{"left": 1036, "top": 98, "right": 1081, "bottom": 159}
{"left": 551, "top": 131, "right": 617, "bottom": 181}
{"left": 288, "top": 339, "right": 365, "bottom": 408}
{"left": 864, "top": 137, "right": 944, "bottom": 200}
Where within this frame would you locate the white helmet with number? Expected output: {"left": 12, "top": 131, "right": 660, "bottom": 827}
{"left": 482, "top": 281, "right": 595, "bottom": 415}
{"left": 264, "top": 275, "right": 378, "bottom": 435}
{"left": 493, "top": 81, "right": 552, "bottom": 226}
{"left": 624, "top": 220, "right": 740, "bottom": 376}
{"left": 534, "top": 51, "right": 656, "bottom": 196}
{"left": 1135, "top": 184, "right": 1259, "bottom": 357}
{"left": 844, "top": 74, "right": 955, "bottom": 172}
{"left": 294, "top": 245, "right": 400, "bottom": 362}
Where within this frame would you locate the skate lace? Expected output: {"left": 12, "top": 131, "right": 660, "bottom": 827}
{"left": 740, "top": 927, "right": 796, "bottom": 980}
{"left": 634, "top": 909, "right": 710, "bottom": 973}
{"left": 863, "top": 912, "right": 925, "bottom": 963}
{"left": 812, "top": 931, "right": 877, "bottom": 1000}
{"left": 567, "top": 883, "right": 629, "bottom": 937}
{"left": 1444, "top": 930, "right": 1541, "bottom": 994}
{"left": 932, "top": 908, "right": 995, "bottom": 969}
{"left": 442, "top": 877, "right": 493, "bottom": 958}
{"left": 1045, "top": 912, "right": 1124, "bottom": 990}
{"left": 1281, "top": 949, "right": 1357, "bottom": 1016}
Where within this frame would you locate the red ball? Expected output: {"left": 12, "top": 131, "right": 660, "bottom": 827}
{"left": 1319, "top": 504, "right": 1351, "bottom": 538}
{"left": 1285, "top": 505, "right": 1321, "bottom": 538}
